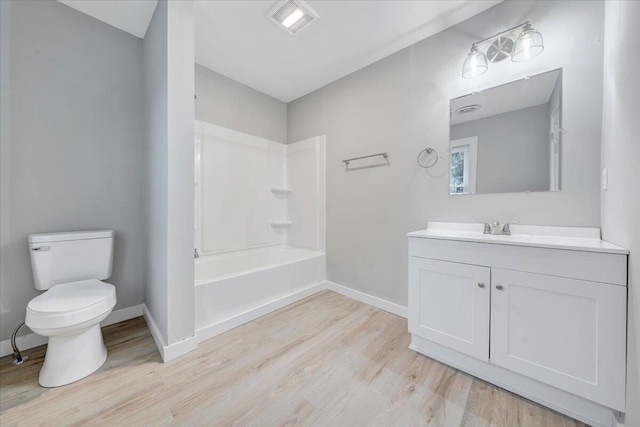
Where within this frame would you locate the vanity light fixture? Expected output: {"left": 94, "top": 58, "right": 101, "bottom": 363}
{"left": 462, "top": 21, "right": 544, "bottom": 78}
{"left": 268, "top": 0, "right": 319, "bottom": 35}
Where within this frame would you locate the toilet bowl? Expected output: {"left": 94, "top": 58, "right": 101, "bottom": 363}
{"left": 26, "top": 230, "right": 117, "bottom": 387}
{"left": 26, "top": 280, "right": 116, "bottom": 387}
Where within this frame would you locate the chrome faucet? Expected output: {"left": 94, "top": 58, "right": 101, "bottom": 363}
{"left": 194, "top": 248, "right": 200, "bottom": 259}
{"left": 477, "top": 220, "right": 519, "bottom": 235}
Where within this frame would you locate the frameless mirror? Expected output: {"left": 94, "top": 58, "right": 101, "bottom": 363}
{"left": 449, "top": 68, "right": 562, "bottom": 195}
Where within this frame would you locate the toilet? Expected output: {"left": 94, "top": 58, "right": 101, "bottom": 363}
{"left": 25, "top": 230, "right": 117, "bottom": 387}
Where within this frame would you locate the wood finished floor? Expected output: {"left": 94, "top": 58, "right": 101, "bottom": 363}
{"left": 0, "top": 291, "right": 586, "bottom": 426}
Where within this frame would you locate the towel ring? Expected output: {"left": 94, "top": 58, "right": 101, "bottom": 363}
{"left": 417, "top": 147, "right": 438, "bottom": 168}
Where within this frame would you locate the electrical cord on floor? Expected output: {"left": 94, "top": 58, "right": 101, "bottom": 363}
{"left": 11, "top": 322, "right": 29, "bottom": 365}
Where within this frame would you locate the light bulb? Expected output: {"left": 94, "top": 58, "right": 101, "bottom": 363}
{"left": 512, "top": 22, "right": 544, "bottom": 62}
{"left": 462, "top": 45, "right": 488, "bottom": 78}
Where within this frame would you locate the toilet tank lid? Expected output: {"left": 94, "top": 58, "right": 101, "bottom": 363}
{"left": 29, "top": 230, "right": 114, "bottom": 243}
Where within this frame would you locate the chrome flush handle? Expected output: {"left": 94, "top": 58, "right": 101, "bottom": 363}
{"left": 31, "top": 246, "right": 50, "bottom": 251}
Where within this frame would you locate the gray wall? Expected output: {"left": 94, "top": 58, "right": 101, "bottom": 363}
{"left": 0, "top": 0, "right": 145, "bottom": 341}
{"left": 195, "top": 64, "right": 287, "bottom": 142}
{"left": 451, "top": 103, "right": 550, "bottom": 193}
{"left": 601, "top": 1, "right": 640, "bottom": 424}
{"left": 142, "top": 0, "right": 169, "bottom": 342}
{"left": 288, "top": 0, "right": 604, "bottom": 306}
{"left": 143, "top": 0, "right": 195, "bottom": 347}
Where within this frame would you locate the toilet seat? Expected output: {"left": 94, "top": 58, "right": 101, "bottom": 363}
{"left": 26, "top": 279, "right": 116, "bottom": 330}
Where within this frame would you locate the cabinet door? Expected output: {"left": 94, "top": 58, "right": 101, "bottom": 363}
{"left": 490, "top": 269, "right": 627, "bottom": 411}
{"left": 408, "top": 257, "right": 490, "bottom": 361}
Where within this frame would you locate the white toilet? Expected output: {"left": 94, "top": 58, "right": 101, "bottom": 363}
{"left": 25, "top": 230, "right": 117, "bottom": 387}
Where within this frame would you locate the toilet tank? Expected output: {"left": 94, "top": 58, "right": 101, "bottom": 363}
{"left": 28, "top": 230, "right": 114, "bottom": 290}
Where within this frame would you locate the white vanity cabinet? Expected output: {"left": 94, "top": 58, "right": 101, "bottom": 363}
{"left": 408, "top": 223, "right": 628, "bottom": 427}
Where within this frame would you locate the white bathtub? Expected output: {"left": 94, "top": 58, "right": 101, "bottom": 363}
{"left": 195, "top": 245, "right": 326, "bottom": 341}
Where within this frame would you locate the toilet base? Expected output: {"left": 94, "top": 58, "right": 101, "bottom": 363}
{"left": 39, "top": 324, "right": 108, "bottom": 387}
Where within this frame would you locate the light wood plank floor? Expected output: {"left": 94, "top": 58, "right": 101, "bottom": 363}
{"left": 0, "top": 291, "right": 586, "bottom": 426}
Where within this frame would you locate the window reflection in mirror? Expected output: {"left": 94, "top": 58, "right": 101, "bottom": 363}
{"left": 450, "top": 136, "right": 477, "bottom": 194}
{"left": 450, "top": 147, "right": 466, "bottom": 194}
{"left": 449, "top": 69, "right": 562, "bottom": 195}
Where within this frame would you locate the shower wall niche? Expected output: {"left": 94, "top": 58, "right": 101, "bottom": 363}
{"left": 194, "top": 120, "right": 325, "bottom": 256}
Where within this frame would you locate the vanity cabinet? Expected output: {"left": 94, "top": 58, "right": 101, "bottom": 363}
{"left": 408, "top": 223, "right": 628, "bottom": 427}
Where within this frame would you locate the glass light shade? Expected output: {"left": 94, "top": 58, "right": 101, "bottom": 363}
{"left": 462, "top": 46, "right": 488, "bottom": 78}
{"left": 512, "top": 23, "right": 544, "bottom": 62}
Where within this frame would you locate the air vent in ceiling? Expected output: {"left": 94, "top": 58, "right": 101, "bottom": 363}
{"left": 455, "top": 105, "right": 482, "bottom": 116}
{"left": 268, "top": 0, "right": 319, "bottom": 35}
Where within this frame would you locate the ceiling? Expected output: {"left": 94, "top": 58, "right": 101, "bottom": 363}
{"left": 58, "top": 0, "right": 502, "bottom": 103}
{"left": 57, "top": 0, "right": 158, "bottom": 39}
{"left": 195, "top": 1, "right": 501, "bottom": 102}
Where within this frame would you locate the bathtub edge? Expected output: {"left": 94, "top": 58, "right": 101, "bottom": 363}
{"left": 195, "top": 281, "right": 326, "bottom": 344}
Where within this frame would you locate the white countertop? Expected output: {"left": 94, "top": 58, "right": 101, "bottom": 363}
{"left": 407, "top": 222, "right": 629, "bottom": 255}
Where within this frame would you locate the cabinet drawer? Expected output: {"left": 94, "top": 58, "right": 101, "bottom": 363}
{"left": 408, "top": 237, "right": 627, "bottom": 286}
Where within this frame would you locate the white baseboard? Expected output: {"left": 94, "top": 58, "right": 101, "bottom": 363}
{"left": 104, "top": 304, "right": 145, "bottom": 326}
{"left": 0, "top": 304, "right": 144, "bottom": 358}
{"left": 195, "top": 280, "right": 406, "bottom": 346}
{"left": 196, "top": 282, "right": 326, "bottom": 343}
{"left": 142, "top": 304, "right": 197, "bottom": 363}
{"left": 325, "top": 281, "right": 408, "bottom": 318}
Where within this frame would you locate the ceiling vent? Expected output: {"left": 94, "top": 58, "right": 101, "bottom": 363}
{"left": 455, "top": 105, "right": 482, "bottom": 116}
{"left": 268, "top": 0, "right": 319, "bottom": 35}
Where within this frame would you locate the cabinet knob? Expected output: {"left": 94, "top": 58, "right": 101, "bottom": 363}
{"left": 477, "top": 282, "right": 485, "bottom": 288}
{"left": 496, "top": 285, "right": 504, "bottom": 290}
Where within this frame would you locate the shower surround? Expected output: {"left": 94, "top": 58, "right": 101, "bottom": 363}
{"left": 194, "top": 121, "right": 326, "bottom": 340}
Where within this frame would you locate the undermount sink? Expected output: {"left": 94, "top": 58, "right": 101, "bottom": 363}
{"left": 407, "top": 222, "right": 628, "bottom": 254}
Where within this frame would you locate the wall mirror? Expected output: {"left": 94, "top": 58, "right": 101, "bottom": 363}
{"left": 449, "top": 68, "right": 562, "bottom": 195}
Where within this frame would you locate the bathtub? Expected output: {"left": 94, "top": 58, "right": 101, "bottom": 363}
{"left": 195, "top": 245, "right": 326, "bottom": 341}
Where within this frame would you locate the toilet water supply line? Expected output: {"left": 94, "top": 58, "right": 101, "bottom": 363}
{"left": 11, "top": 322, "right": 29, "bottom": 365}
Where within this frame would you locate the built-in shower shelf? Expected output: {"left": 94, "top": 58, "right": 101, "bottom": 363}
{"left": 270, "top": 187, "right": 292, "bottom": 196}
{"left": 270, "top": 220, "right": 292, "bottom": 227}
